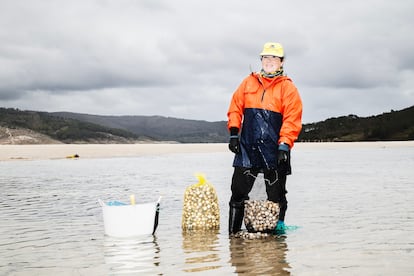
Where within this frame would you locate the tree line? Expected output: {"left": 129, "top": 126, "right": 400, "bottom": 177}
{"left": 1, "top": 105, "right": 413, "bottom": 143}
{"left": 298, "top": 106, "right": 414, "bottom": 142}
{"left": 0, "top": 108, "right": 141, "bottom": 143}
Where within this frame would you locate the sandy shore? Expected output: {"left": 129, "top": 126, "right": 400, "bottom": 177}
{"left": 1, "top": 141, "right": 413, "bottom": 161}
{"left": 0, "top": 143, "right": 229, "bottom": 161}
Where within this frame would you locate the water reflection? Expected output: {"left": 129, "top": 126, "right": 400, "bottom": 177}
{"left": 182, "top": 230, "right": 221, "bottom": 273}
{"left": 104, "top": 235, "right": 160, "bottom": 275}
{"left": 229, "top": 235, "right": 290, "bottom": 275}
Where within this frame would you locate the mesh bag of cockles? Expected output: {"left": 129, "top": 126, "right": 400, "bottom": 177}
{"left": 244, "top": 200, "right": 280, "bottom": 233}
{"left": 182, "top": 174, "right": 220, "bottom": 231}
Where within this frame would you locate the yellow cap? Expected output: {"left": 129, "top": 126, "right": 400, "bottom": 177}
{"left": 260, "top": 42, "right": 284, "bottom": 57}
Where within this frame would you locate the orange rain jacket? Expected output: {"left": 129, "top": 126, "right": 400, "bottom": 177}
{"left": 227, "top": 73, "right": 302, "bottom": 170}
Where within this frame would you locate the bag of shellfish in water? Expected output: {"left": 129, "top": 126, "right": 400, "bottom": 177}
{"left": 182, "top": 173, "right": 220, "bottom": 231}
{"left": 244, "top": 200, "right": 280, "bottom": 233}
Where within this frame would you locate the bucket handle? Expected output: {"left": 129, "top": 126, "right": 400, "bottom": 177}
{"left": 98, "top": 199, "right": 105, "bottom": 207}
{"left": 97, "top": 197, "right": 161, "bottom": 207}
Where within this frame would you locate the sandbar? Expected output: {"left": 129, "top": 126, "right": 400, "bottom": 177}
{"left": 0, "top": 143, "right": 228, "bottom": 161}
{"left": 0, "top": 141, "right": 413, "bottom": 162}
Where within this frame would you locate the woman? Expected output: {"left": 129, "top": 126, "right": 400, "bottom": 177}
{"left": 227, "top": 42, "right": 303, "bottom": 234}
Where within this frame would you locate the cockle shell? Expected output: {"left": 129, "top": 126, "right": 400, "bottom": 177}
{"left": 232, "top": 230, "right": 271, "bottom": 239}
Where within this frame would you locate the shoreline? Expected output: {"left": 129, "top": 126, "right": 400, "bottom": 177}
{"left": 0, "top": 143, "right": 228, "bottom": 162}
{"left": 1, "top": 141, "right": 413, "bottom": 162}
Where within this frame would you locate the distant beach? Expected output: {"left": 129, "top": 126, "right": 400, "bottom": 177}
{"left": 0, "top": 143, "right": 228, "bottom": 161}
{"left": 1, "top": 141, "right": 413, "bottom": 161}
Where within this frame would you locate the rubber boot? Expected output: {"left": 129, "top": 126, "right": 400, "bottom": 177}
{"left": 229, "top": 201, "right": 244, "bottom": 234}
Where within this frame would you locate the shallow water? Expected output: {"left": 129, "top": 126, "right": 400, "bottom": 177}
{"left": 1, "top": 143, "right": 413, "bottom": 275}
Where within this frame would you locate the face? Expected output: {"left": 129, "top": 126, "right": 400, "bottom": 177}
{"left": 261, "top": 56, "right": 283, "bottom": 73}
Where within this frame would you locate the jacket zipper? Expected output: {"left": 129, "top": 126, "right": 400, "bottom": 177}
{"left": 258, "top": 74, "right": 280, "bottom": 102}
{"left": 257, "top": 76, "right": 266, "bottom": 102}
{"left": 261, "top": 89, "right": 266, "bottom": 102}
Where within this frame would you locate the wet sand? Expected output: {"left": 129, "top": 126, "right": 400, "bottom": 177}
{"left": 1, "top": 141, "right": 412, "bottom": 161}
{"left": 0, "top": 143, "right": 228, "bottom": 161}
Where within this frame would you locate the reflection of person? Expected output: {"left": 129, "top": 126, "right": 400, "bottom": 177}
{"left": 229, "top": 237, "right": 290, "bottom": 274}
{"left": 227, "top": 42, "right": 303, "bottom": 234}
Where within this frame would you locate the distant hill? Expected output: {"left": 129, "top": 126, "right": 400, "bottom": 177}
{"left": 1, "top": 105, "right": 413, "bottom": 144}
{"left": 54, "top": 106, "right": 414, "bottom": 143}
{"left": 298, "top": 105, "right": 414, "bottom": 141}
{"left": 52, "top": 112, "right": 228, "bottom": 143}
{"left": 0, "top": 108, "right": 146, "bottom": 144}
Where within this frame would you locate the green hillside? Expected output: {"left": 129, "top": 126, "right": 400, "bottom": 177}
{"left": 1, "top": 105, "right": 413, "bottom": 144}
{"left": 0, "top": 108, "right": 143, "bottom": 143}
{"left": 52, "top": 112, "right": 228, "bottom": 143}
{"left": 298, "top": 106, "right": 414, "bottom": 141}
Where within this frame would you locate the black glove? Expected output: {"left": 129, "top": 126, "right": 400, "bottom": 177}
{"left": 277, "top": 143, "right": 290, "bottom": 175}
{"left": 228, "top": 127, "right": 240, "bottom": 154}
{"left": 229, "top": 137, "right": 240, "bottom": 154}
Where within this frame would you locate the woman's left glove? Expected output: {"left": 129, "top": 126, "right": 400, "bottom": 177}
{"left": 277, "top": 143, "right": 291, "bottom": 175}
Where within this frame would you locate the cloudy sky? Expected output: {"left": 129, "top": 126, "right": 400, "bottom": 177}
{"left": 1, "top": 0, "right": 413, "bottom": 123}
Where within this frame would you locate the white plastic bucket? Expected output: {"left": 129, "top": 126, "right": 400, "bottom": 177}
{"left": 99, "top": 197, "right": 161, "bottom": 237}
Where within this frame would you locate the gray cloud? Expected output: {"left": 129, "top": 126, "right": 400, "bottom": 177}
{"left": 0, "top": 0, "right": 413, "bottom": 123}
